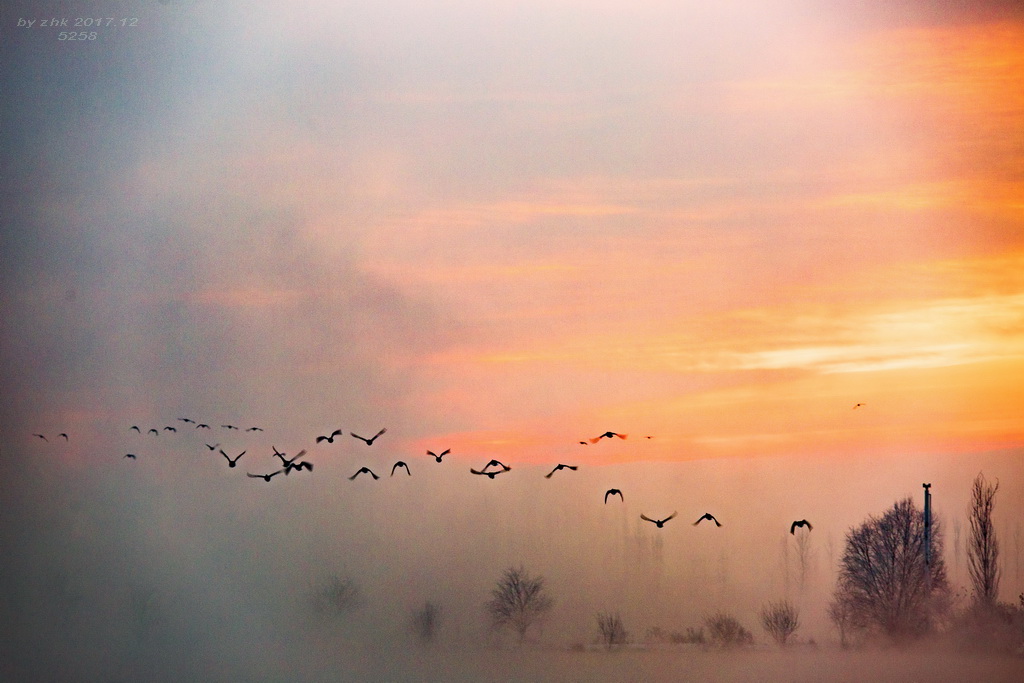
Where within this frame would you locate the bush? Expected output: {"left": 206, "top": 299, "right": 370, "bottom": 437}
{"left": 669, "top": 626, "right": 706, "bottom": 645}
{"left": 310, "top": 575, "right": 361, "bottom": 618}
{"left": 704, "top": 612, "right": 753, "bottom": 647}
{"left": 760, "top": 600, "right": 800, "bottom": 646}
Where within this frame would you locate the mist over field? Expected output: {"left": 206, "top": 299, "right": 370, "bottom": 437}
{"left": 3, "top": 0, "right": 1024, "bottom": 680}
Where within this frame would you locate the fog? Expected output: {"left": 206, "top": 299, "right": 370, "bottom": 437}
{"left": 3, "top": 433, "right": 1022, "bottom": 680}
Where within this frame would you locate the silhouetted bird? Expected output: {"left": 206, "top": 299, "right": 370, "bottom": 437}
{"left": 693, "top": 513, "right": 722, "bottom": 527}
{"left": 641, "top": 512, "right": 677, "bottom": 528}
{"left": 589, "top": 432, "right": 627, "bottom": 443}
{"left": 59, "top": 433, "right": 69, "bottom": 441}
{"left": 351, "top": 428, "right": 386, "bottom": 445}
{"left": 222, "top": 424, "right": 238, "bottom": 430}
{"left": 285, "top": 460, "right": 313, "bottom": 475}
{"left": 545, "top": 464, "right": 578, "bottom": 478}
{"left": 349, "top": 467, "right": 380, "bottom": 480}
{"left": 427, "top": 448, "right": 450, "bottom": 462}
{"left": 247, "top": 470, "right": 283, "bottom": 482}
{"left": 148, "top": 428, "right": 159, "bottom": 436}
{"left": 195, "top": 423, "right": 211, "bottom": 429}
{"left": 482, "top": 459, "right": 511, "bottom": 472}
{"left": 273, "top": 449, "right": 306, "bottom": 468}
{"left": 316, "top": 429, "right": 344, "bottom": 444}
{"left": 604, "top": 489, "right": 624, "bottom": 503}
{"left": 246, "top": 426, "right": 263, "bottom": 432}
{"left": 205, "top": 443, "right": 219, "bottom": 451}
{"left": 220, "top": 449, "right": 245, "bottom": 468}
{"left": 163, "top": 426, "right": 176, "bottom": 433}
{"left": 391, "top": 461, "right": 411, "bottom": 476}
{"left": 130, "top": 426, "right": 141, "bottom": 433}
{"left": 470, "top": 467, "right": 505, "bottom": 479}
{"left": 124, "top": 453, "right": 137, "bottom": 460}
{"left": 178, "top": 418, "right": 195, "bottom": 424}
{"left": 853, "top": 403, "right": 865, "bottom": 409}
{"left": 578, "top": 441, "right": 588, "bottom": 445}
{"left": 790, "top": 519, "right": 813, "bottom": 534}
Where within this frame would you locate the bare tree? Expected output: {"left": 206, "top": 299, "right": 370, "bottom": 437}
{"left": 704, "top": 612, "right": 753, "bottom": 647}
{"left": 760, "top": 600, "right": 799, "bottom": 646}
{"left": 410, "top": 600, "right": 441, "bottom": 645}
{"left": 793, "top": 529, "right": 814, "bottom": 592}
{"left": 827, "top": 592, "right": 855, "bottom": 649}
{"left": 967, "top": 472, "right": 1000, "bottom": 608}
{"left": 831, "top": 497, "right": 949, "bottom": 642}
{"left": 596, "top": 611, "right": 628, "bottom": 650}
{"left": 484, "top": 566, "right": 553, "bottom": 644}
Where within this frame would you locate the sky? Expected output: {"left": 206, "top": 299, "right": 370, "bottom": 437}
{"left": 2, "top": 0, "right": 1023, "bottom": 679}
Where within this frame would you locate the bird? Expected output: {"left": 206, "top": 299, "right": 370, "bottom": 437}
{"left": 247, "top": 470, "right": 283, "bottom": 482}
{"left": 470, "top": 467, "right": 505, "bottom": 479}
{"left": 148, "top": 428, "right": 159, "bottom": 436}
{"left": 59, "top": 433, "right": 69, "bottom": 441}
{"left": 589, "top": 432, "right": 627, "bottom": 443}
{"left": 220, "top": 449, "right": 245, "bottom": 468}
{"left": 351, "top": 428, "right": 387, "bottom": 445}
{"left": 578, "top": 441, "right": 588, "bottom": 445}
{"left": 641, "top": 512, "right": 678, "bottom": 528}
{"left": 316, "top": 429, "right": 344, "bottom": 444}
{"left": 427, "top": 448, "right": 450, "bottom": 462}
{"left": 32, "top": 433, "right": 47, "bottom": 441}
{"left": 604, "top": 489, "right": 624, "bottom": 503}
{"left": 124, "top": 453, "right": 137, "bottom": 460}
{"left": 391, "top": 461, "right": 411, "bottom": 476}
{"left": 130, "top": 426, "right": 141, "bottom": 433}
{"left": 482, "top": 459, "right": 511, "bottom": 472}
{"left": 693, "top": 513, "right": 722, "bottom": 527}
{"left": 195, "top": 423, "right": 211, "bottom": 429}
{"left": 162, "top": 426, "right": 177, "bottom": 433}
{"left": 178, "top": 418, "right": 195, "bottom": 424}
{"left": 221, "top": 424, "right": 239, "bottom": 430}
{"left": 246, "top": 426, "right": 263, "bottom": 432}
{"left": 205, "top": 443, "right": 219, "bottom": 451}
{"left": 853, "top": 403, "right": 865, "bottom": 409}
{"left": 545, "top": 464, "right": 578, "bottom": 478}
{"left": 790, "top": 519, "right": 813, "bottom": 534}
{"left": 273, "top": 449, "right": 306, "bottom": 468}
{"left": 284, "top": 460, "right": 313, "bottom": 475}
{"left": 349, "top": 467, "right": 380, "bottom": 480}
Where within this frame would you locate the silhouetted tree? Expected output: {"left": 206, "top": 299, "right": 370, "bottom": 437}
{"left": 760, "top": 600, "right": 799, "bottom": 646}
{"left": 704, "top": 612, "right": 753, "bottom": 647}
{"left": 595, "top": 611, "right": 628, "bottom": 650}
{"left": 310, "top": 575, "right": 361, "bottom": 618}
{"left": 411, "top": 600, "right": 441, "bottom": 645}
{"left": 484, "top": 566, "right": 553, "bottom": 644}
{"left": 831, "top": 497, "right": 949, "bottom": 642}
{"left": 967, "top": 472, "right": 1000, "bottom": 608}
{"left": 827, "top": 592, "right": 856, "bottom": 648}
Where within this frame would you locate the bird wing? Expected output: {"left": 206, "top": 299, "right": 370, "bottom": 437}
{"left": 372, "top": 428, "right": 387, "bottom": 440}
{"left": 589, "top": 437, "right": 602, "bottom": 444}
{"left": 331, "top": 429, "right": 344, "bottom": 437}
{"left": 640, "top": 513, "right": 654, "bottom": 523}
{"left": 350, "top": 432, "right": 366, "bottom": 442}
{"left": 545, "top": 468, "right": 556, "bottom": 478}
{"left": 790, "top": 521, "right": 797, "bottom": 534}
{"left": 665, "top": 511, "right": 678, "bottom": 522}
{"left": 616, "top": 433, "right": 628, "bottom": 439}
{"left": 470, "top": 468, "right": 483, "bottom": 475}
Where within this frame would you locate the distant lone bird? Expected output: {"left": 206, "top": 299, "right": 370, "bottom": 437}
{"left": 391, "top": 461, "right": 411, "bottom": 476}
{"left": 59, "top": 433, "right": 69, "bottom": 441}
{"left": 852, "top": 403, "right": 865, "bottom": 409}
{"left": 246, "top": 426, "right": 263, "bottom": 432}
{"left": 163, "top": 426, "right": 176, "bottom": 433}
{"left": 178, "top": 418, "right": 195, "bottom": 424}
{"left": 222, "top": 424, "right": 238, "bottom": 430}
{"left": 284, "top": 460, "right": 313, "bottom": 475}
{"left": 148, "top": 428, "right": 159, "bottom": 436}
{"left": 790, "top": 519, "right": 813, "bottom": 534}
{"left": 195, "top": 423, "right": 211, "bottom": 429}
{"left": 220, "top": 449, "right": 245, "bottom": 468}
{"left": 247, "top": 470, "right": 283, "bottom": 482}
{"left": 316, "top": 429, "right": 344, "bottom": 444}
{"left": 693, "top": 513, "right": 722, "bottom": 527}
{"left": 124, "top": 453, "right": 137, "bottom": 460}
{"left": 604, "top": 489, "right": 624, "bottom": 503}
{"left": 545, "top": 464, "right": 578, "bottom": 478}
{"left": 427, "top": 449, "right": 450, "bottom": 462}
{"left": 130, "top": 426, "right": 141, "bottom": 433}
{"left": 641, "top": 511, "right": 678, "bottom": 528}
{"left": 349, "top": 467, "right": 380, "bottom": 480}
{"left": 589, "top": 432, "right": 627, "bottom": 443}
{"left": 470, "top": 467, "right": 505, "bottom": 479}
{"left": 482, "top": 459, "right": 511, "bottom": 472}
{"left": 351, "top": 428, "right": 387, "bottom": 445}
{"left": 205, "top": 443, "right": 219, "bottom": 451}
{"left": 33, "top": 433, "right": 47, "bottom": 441}
{"left": 578, "top": 441, "right": 588, "bottom": 445}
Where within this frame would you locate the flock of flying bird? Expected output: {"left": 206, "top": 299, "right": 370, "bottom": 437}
{"left": 29, "top": 423, "right": 816, "bottom": 537}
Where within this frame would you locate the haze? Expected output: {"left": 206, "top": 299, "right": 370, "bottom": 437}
{"left": 2, "top": 1, "right": 1023, "bottom": 680}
